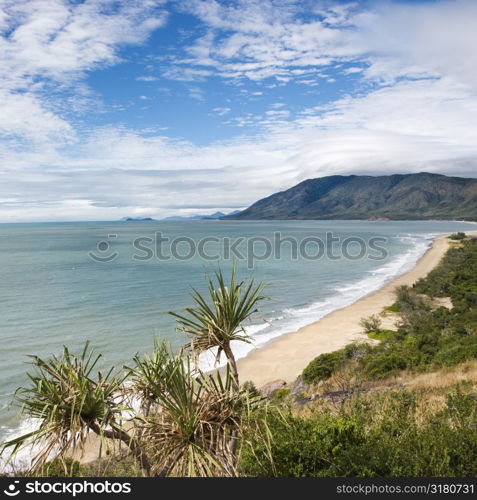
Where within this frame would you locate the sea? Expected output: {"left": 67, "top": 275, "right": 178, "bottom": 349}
{"left": 1, "top": 219, "right": 476, "bottom": 451}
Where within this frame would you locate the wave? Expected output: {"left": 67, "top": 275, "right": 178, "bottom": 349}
{"left": 199, "top": 233, "right": 434, "bottom": 371}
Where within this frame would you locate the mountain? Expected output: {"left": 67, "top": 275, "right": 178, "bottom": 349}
{"left": 228, "top": 173, "right": 477, "bottom": 221}
{"left": 163, "top": 210, "right": 242, "bottom": 221}
{"left": 121, "top": 217, "right": 155, "bottom": 221}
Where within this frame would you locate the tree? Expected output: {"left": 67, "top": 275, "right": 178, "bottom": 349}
{"left": 170, "top": 265, "right": 267, "bottom": 390}
{"left": 2, "top": 266, "right": 269, "bottom": 477}
{"left": 3, "top": 340, "right": 266, "bottom": 477}
{"left": 131, "top": 344, "right": 260, "bottom": 476}
{"left": 359, "top": 314, "right": 382, "bottom": 334}
{"left": 1, "top": 343, "right": 151, "bottom": 475}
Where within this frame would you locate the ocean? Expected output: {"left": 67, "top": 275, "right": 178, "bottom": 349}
{"left": 1, "top": 219, "right": 476, "bottom": 446}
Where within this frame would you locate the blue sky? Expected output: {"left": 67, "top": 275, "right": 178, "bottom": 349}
{"left": 1, "top": 0, "right": 477, "bottom": 221}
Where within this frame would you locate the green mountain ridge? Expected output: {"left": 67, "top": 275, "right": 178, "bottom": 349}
{"left": 230, "top": 173, "right": 477, "bottom": 220}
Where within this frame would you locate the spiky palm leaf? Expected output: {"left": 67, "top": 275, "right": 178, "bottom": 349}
{"left": 127, "top": 341, "right": 175, "bottom": 416}
{"left": 170, "top": 265, "right": 267, "bottom": 385}
{"left": 131, "top": 343, "right": 263, "bottom": 476}
{"left": 1, "top": 343, "right": 139, "bottom": 474}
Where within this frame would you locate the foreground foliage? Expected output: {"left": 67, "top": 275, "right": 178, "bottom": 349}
{"left": 1, "top": 268, "right": 268, "bottom": 477}
{"left": 241, "top": 384, "right": 477, "bottom": 477}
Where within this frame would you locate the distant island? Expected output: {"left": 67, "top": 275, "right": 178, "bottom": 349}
{"left": 163, "top": 210, "right": 241, "bottom": 221}
{"left": 121, "top": 217, "right": 155, "bottom": 221}
{"left": 227, "top": 172, "right": 477, "bottom": 221}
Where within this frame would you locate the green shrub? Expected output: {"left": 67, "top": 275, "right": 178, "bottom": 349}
{"left": 433, "top": 337, "right": 477, "bottom": 366}
{"left": 360, "top": 314, "right": 382, "bottom": 334}
{"left": 273, "top": 388, "right": 291, "bottom": 401}
{"left": 302, "top": 351, "right": 344, "bottom": 384}
{"left": 240, "top": 411, "right": 365, "bottom": 477}
{"left": 363, "top": 352, "right": 407, "bottom": 378}
{"left": 241, "top": 387, "right": 477, "bottom": 477}
{"left": 449, "top": 232, "right": 466, "bottom": 240}
{"left": 343, "top": 342, "right": 372, "bottom": 360}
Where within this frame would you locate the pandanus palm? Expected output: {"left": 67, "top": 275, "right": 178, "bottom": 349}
{"left": 2, "top": 268, "right": 269, "bottom": 477}
{"left": 170, "top": 265, "right": 267, "bottom": 389}
{"left": 3, "top": 341, "right": 265, "bottom": 477}
{"left": 131, "top": 343, "right": 261, "bottom": 476}
{"left": 2, "top": 343, "right": 151, "bottom": 475}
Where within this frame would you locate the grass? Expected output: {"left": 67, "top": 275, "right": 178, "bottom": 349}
{"left": 367, "top": 329, "right": 395, "bottom": 341}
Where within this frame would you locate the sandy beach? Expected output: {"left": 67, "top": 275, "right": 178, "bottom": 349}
{"left": 236, "top": 232, "right": 477, "bottom": 387}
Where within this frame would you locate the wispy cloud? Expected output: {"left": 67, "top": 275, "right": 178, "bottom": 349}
{"left": 0, "top": 0, "right": 167, "bottom": 143}
{"left": 136, "top": 76, "right": 160, "bottom": 82}
{"left": 1, "top": 0, "right": 477, "bottom": 222}
{"left": 212, "top": 107, "right": 231, "bottom": 116}
{"left": 168, "top": 0, "right": 359, "bottom": 83}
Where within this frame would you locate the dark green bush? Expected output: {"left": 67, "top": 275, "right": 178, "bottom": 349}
{"left": 449, "top": 232, "right": 466, "bottom": 240}
{"left": 363, "top": 352, "right": 407, "bottom": 378}
{"left": 241, "top": 388, "right": 477, "bottom": 477}
{"left": 302, "top": 351, "right": 344, "bottom": 384}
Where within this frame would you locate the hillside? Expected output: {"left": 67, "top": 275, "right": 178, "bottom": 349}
{"left": 229, "top": 173, "right": 477, "bottom": 220}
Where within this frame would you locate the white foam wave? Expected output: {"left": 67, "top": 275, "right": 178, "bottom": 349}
{"left": 199, "top": 233, "right": 433, "bottom": 371}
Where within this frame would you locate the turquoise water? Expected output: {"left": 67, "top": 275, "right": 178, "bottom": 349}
{"left": 1, "top": 219, "right": 476, "bottom": 444}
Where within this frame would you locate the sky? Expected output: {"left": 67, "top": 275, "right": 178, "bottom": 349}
{"left": 1, "top": 0, "right": 477, "bottom": 222}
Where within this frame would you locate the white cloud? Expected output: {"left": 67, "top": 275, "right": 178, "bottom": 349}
{"left": 170, "top": 0, "right": 477, "bottom": 91}
{"left": 188, "top": 86, "right": 205, "bottom": 101}
{"left": 0, "top": 88, "right": 75, "bottom": 143}
{"left": 212, "top": 107, "right": 231, "bottom": 116}
{"left": 169, "top": 0, "right": 360, "bottom": 82}
{"left": 1, "top": 0, "right": 477, "bottom": 222}
{"left": 136, "top": 76, "right": 159, "bottom": 82}
{"left": 0, "top": 0, "right": 167, "bottom": 144}
{"left": 354, "top": 0, "right": 477, "bottom": 86}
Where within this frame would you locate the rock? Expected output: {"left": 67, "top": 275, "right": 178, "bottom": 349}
{"left": 290, "top": 375, "right": 308, "bottom": 396}
{"left": 259, "top": 379, "right": 287, "bottom": 398}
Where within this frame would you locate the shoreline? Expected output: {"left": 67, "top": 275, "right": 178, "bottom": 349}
{"left": 4, "top": 229, "right": 477, "bottom": 469}
{"left": 236, "top": 232, "right": 476, "bottom": 387}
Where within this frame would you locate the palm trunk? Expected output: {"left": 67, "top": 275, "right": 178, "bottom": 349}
{"left": 222, "top": 342, "right": 239, "bottom": 473}
{"left": 89, "top": 422, "right": 152, "bottom": 476}
{"left": 222, "top": 343, "right": 239, "bottom": 391}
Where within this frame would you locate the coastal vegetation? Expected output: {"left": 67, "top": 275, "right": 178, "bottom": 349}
{"left": 2, "top": 237, "right": 477, "bottom": 477}
{"left": 1, "top": 269, "right": 269, "bottom": 477}
{"left": 251, "top": 236, "right": 477, "bottom": 477}
{"left": 302, "top": 236, "right": 477, "bottom": 382}
{"left": 241, "top": 383, "right": 477, "bottom": 477}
